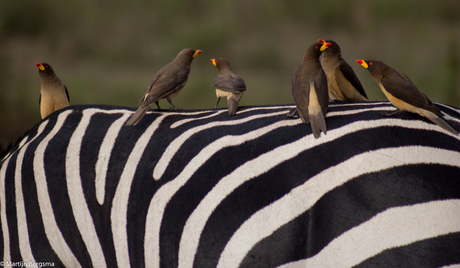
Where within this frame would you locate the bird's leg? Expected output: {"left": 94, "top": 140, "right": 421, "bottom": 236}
{"left": 287, "top": 108, "right": 299, "bottom": 118}
{"left": 155, "top": 101, "right": 161, "bottom": 110}
{"left": 380, "top": 110, "right": 403, "bottom": 117}
{"left": 215, "top": 97, "right": 221, "bottom": 109}
{"left": 167, "top": 98, "right": 179, "bottom": 110}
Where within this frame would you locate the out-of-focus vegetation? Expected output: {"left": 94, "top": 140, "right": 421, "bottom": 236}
{"left": 1, "top": 0, "right": 459, "bottom": 150}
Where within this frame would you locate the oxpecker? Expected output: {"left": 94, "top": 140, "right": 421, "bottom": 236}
{"left": 210, "top": 58, "right": 246, "bottom": 116}
{"left": 357, "top": 59, "right": 458, "bottom": 135}
{"left": 126, "top": 48, "right": 202, "bottom": 126}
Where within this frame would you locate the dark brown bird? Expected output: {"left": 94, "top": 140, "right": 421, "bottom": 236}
{"left": 210, "top": 58, "right": 246, "bottom": 116}
{"left": 36, "top": 62, "right": 70, "bottom": 119}
{"left": 318, "top": 39, "right": 368, "bottom": 102}
{"left": 126, "top": 48, "right": 202, "bottom": 126}
{"left": 357, "top": 59, "right": 458, "bottom": 135}
{"left": 291, "top": 41, "right": 330, "bottom": 138}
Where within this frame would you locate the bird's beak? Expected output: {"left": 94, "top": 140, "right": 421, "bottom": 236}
{"left": 320, "top": 42, "right": 332, "bottom": 52}
{"left": 318, "top": 39, "right": 325, "bottom": 44}
{"left": 356, "top": 59, "right": 368, "bottom": 69}
{"left": 193, "top": 50, "right": 202, "bottom": 58}
{"left": 210, "top": 59, "right": 217, "bottom": 66}
{"left": 36, "top": 62, "right": 45, "bottom": 71}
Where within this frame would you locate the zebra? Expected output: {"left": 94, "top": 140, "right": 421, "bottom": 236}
{"left": 1, "top": 101, "right": 460, "bottom": 268}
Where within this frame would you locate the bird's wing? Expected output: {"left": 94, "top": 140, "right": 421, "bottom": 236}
{"left": 140, "top": 64, "right": 190, "bottom": 105}
{"left": 381, "top": 69, "right": 440, "bottom": 115}
{"left": 212, "top": 73, "right": 246, "bottom": 93}
{"left": 315, "top": 69, "right": 329, "bottom": 114}
{"left": 339, "top": 60, "right": 367, "bottom": 98}
{"left": 291, "top": 67, "right": 310, "bottom": 123}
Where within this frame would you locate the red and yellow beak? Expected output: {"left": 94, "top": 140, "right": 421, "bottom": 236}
{"left": 36, "top": 62, "right": 45, "bottom": 71}
{"left": 193, "top": 50, "right": 202, "bottom": 58}
{"left": 317, "top": 39, "right": 332, "bottom": 52}
{"left": 356, "top": 59, "right": 369, "bottom": 69}
{"left": 210, "top": 59, "right": 217, "bottom": 66}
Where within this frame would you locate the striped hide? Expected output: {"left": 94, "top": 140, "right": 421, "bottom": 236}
{"left": 1, "top": 101, "right": 460, "bottom": 268}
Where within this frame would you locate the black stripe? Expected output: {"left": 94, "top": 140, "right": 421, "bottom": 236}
{"left": 355, "top": 232, "right": 460, "bottom": 268}
{"left": 240, "top": 164, "right": 460, "bottom": 267}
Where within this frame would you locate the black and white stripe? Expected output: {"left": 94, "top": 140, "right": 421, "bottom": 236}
{"left": 1, "top": 101, "right": 460, "bottom": 267}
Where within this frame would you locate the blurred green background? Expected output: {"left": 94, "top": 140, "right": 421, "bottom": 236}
{"left": 1, "top": 0, "right": 459, "bottom": 150}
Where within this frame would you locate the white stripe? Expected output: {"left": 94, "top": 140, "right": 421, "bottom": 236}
{"left": 0, "top": 156, "right": 12, "bottom": 262}
{"left": 145, "top": 118, "right": 302, "bottom": 268}
{"left": 177, "top": 117, "right": 460, "bottom": 268}
{"left": 33, "top": 110, "right": 82, "bottom": 268}
{"left": 326, "top": 106, "right": 395, "bottom": 117}
{"left": 217, "top": 146, "right": 460, "bottom": 268}
{"left": 14, "top": 121, "right": 49, "bottom": 263}
{"left": 95, "top": 112, "right": 132, "bottom": 205}
{"left": 153, "top": 110, "right": 289, "bottom": 180}
{"left": 330, "top": 101, "right": 391, "bottom": 107}
{"left": 170, "top": 110, "right": 227, "bottom": 128}
{"left": 440, "top": 264, "right": 460, "bottom": 268}
{"left": 66, "top": 109, "right": 107, "bottom": 268}
{"left": 111, "top": 114, "right": 168, "bottom": 268}
{"left": 170, "top": 106, "right": 295, "bottom": 129}
{"left": 278, "top": 200, "right": 460, "bottom": 268}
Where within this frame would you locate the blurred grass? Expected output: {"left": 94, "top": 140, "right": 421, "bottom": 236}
{"left": 1, "top": 0, "right": 459, "bottom": 150}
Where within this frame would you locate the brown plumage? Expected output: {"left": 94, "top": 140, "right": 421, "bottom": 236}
{"left": 357, "top": 59, "right": 458, "bottom": 135}
{"left": 126, "top": 48, "right": 202, "bottom": 126}
{"left": 210, "top": 58, "right": 246, "bottom": 116}
{"left": 318, "top": 39, "right": 368, "bottom": 102}
{"left": 291, "top": 41, "right": 329, "bottom": 138}
{"left": 36, "top": 62, "right": 70, "bottom": 119}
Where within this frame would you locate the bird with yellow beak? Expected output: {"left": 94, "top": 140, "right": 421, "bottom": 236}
{"left": 126, "top": 48, "right": 202, "bottom": 126}
{"left": 35, "top": 62, "right": 70, "bottom": 119}
{"left": 357, "top": 59, "right": 458, "bottom": 135}
{"left": 210, "top": 58, "right": 246, "bottom": 116}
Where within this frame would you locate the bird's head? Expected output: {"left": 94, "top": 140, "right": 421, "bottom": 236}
{"left": 210, "top": 58, "right": 231, "bottom": 71}
{"left": 304, "top": 41, "right": 331, "bottom": 60}
{"left": 35, "top": 62, "right": 55, "bottom": 77}
{"left": 318, "top": 39, "right": 342, "bottom": 55}
{"left": 356, "top": 59, "right": 387, "bottom": 78}
{"left": 356, "top": 59, "right": 384, "bottom": 71}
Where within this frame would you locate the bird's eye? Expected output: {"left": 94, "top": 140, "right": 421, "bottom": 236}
{"left": 315, "top": 46, "right": 319, "bottom": 50}
{"left": 369, "top": 62, "right": 373, "bottom": 66}
{"left": 45, "top": 64, "right": 48, "bottom": 68}
{"left": 189, "top": 52, "right": 193, "bottom": 56}
{"left": 215, "top": 60, "right": 218, "bottom": 63}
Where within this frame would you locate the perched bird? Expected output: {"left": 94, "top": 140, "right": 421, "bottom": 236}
{"left": 36, "top": 62, "right": 70, "bottom": 119}
{"left": 210, "top": 58, "right": 246, "bottom": 116}
{"left": 291, "top": 41, "right": 330, "bottom": 138}
{"left": 126, "top": 48, "right": 202, "bottom": 126}
{"left": 357, "top": 59, "right": 458, "bottom": 135}
{"left": 318, "top": 39, "right": 368, "bottom": 102}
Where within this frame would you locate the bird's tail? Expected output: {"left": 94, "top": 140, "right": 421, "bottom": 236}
{"left": 308, "top": 84, "right": 327, "bottom": 138}
{"left": 309, "top": 108, "right": 327, "bottom": 138}
{"left": 227, "top": 97, "right": 239, "bottom": 116}
{"left": 421, "top": 110, "right": 458, "bottom": 135}
{"left": 125, "top": 105, "right": 150, "bottom": 126}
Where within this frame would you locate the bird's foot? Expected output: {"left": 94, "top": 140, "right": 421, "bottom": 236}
{"left": 380, "top": 110, "right": 402, "bottom": 117}
{"left": 286, "top": 109, "right": 298, "bottom": 118}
